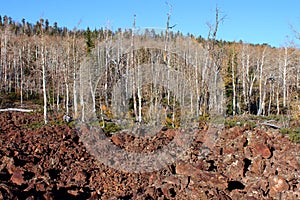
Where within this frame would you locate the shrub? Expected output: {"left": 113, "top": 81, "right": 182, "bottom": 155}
{"left": 8, "top": 92, "right": 20, "bottom": 100}
{"left": 224, "top": 117, "right": 255, "bottom": 129}
{"left": 280, "top": 128, "right": 300, "bottom": 143}
{"left": 289, "top": 132, "right": 300, "bottom": 143}
{"left": 24, "top": 121, "right": 45, "bottom": 129}
{"left": 99, "top": 121, "right": 121, "bottom": 134}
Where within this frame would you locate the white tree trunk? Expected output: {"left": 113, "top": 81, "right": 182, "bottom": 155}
{"left": 131, "top": 15, "right": 138, "bottom": 122}
{"left": 73, "top": 34, "right": 78, "bottom": 117}
{"left": 65, "top": 41, "right": 70, "bottom": 115}
{"left": 19, "top": 48, "right": 23, "bottom": 107}
{"left": 257, "top": 48, "right": 266, "bottom": 116}
{"left": 3, "top": 30, "right": 8, "bottom": 92}
{"left": 79, "top": 63, "right": 85, "bottom": 122}
{"left": 276, "top": 85, "right": 280, "bottom": 115}
{"left": 57, "top": 84, "right": 60, "bottom": 111}
{"left": 283, "top": 47, "right": 288, "bottom": 108}
{"left": 232, "top": 52, "right": 236, "bottom": 115}
{"left": 41, "top": 39, "right": 48, "bottom": 124}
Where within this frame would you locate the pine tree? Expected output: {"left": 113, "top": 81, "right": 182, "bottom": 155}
{"left": 85, "top": 27, "right": 95, "bottom": 54}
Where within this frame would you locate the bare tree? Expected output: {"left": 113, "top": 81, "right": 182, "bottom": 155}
{"left": 206, "top": 6, "right": 226, "bottom": 115}
{"left": 19, "top": 48, "right": 24, "bottom": 106}
{"left": 231, "top": 47, "right": 237, "bottom": 115}
{"left": 72, "top": 30, "right": 78, "bottom": 118}
{"left": 131, "top": 15, "right": 139, "bottom": 122}
{"left": 282, "top": 47, "right": 288, "bottom": 108}
{"left": 40, "top": 19, "right": 48, "bottom": 124}
{"left": 0, "top": 25, "right": 9, "bottom": 92}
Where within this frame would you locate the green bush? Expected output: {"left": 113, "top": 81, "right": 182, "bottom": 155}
{"left": 280, "top": 128, "right": 300, "bottom": 143}
{"left": 289, "top": 132, "right": 300, "bottom": 143}
{"left": 33, "top": 98, "right": 43, "bottom": 105}
{"left": 225, "top": 117, "right": 256, "bottom": 129}
{"left": 24, "top": 121, "right": 45, "bottom": 129}
{"left": 8, "top": 92, "right": 20, "bottom": 100}
{"left": 198, "top": 115, "right": 210, "bottom": 122}
{"left": 99, "top": 121, "right": 121, "bottom": 133}
{"left": 279, "top": 128, "right": 292, "bottom": 135}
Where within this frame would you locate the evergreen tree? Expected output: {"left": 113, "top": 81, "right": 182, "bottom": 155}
{"left": 225, "top": 47, "right": 238, "bottom": 115}
{"left": 45, "top": 19, "right": 49, "bottom": 32}
{"left": 85, "top": 27, "right": 95, "bottom": 54}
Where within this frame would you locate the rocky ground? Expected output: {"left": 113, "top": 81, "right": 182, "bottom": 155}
{"left": 0, "top": 111, "right": 299, "bottom": 199}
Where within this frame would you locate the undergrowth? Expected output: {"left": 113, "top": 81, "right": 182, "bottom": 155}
{"left": 280, "top": 128, "right": 300, "bottom": 143}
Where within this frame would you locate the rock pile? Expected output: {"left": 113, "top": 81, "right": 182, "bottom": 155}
{"left": 0, "top": 112, "right": 299, "bottom": 199}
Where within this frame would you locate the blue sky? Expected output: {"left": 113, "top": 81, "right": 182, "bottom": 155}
{"left": 1, "top": 0, "right": 300, "bottom": 47}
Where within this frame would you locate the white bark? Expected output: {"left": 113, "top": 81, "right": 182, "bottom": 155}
{"left": 240, "top": 45, "right": 249, "bottom": 112}
{"left": 195, "top": 50, "right": 200, "bottom": 117}
{"left": 79, "top": 63, "right": 85, "bottom": 122}
{"left": 0, "top": 108, "right": 34, "bottom": 112}
{"left": 257, "top": 47, "right": 266, "bottom": 116}
{"left": 283, "top": 47, "right": 288, "bottom": 108}
{"left": 2, "top": 29, "right": 8, "bottom": 92}
{"left": 41, "top": 39, "right": 48, "bottom": 124}
{"left": 72, "top": 33, "right": 78, "bottom": 117}
{"left": 232, "top": 51, "right": 236, "bottom": 115}
{"left": 276, "top": 85, "right": 280, "bottom": 115}
{"left": 38, "top": 20, "right": 48, "bottom": 125}
{"left": 268, "top": 81, "right": 273, "bottom": 116}
{"left": 131, "top": 15, "right": 138, "bottom": 121}
{"left": 65, "top": 39, "right": 70, "bottom": 115}
{"left": 19, "top": 48, "right": 23, "bottom": 107}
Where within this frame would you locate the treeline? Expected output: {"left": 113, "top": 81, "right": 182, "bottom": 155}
{"left": 0, "top": 16, "right": 299, "bottom": 124}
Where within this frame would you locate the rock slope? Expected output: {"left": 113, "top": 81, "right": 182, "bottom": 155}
{"left": 0, "top": 112, "right": 299, "bottom": 199}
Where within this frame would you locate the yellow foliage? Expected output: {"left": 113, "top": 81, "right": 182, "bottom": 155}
{"left": 291, "top": 103, "right": 300, "bottom": 120}
{"left": 101, "top": 104, "right": 107, "bottom": 111}
{"left": 105, "top": 109, "right": 114, "bottom": 119}
{"left": 164, "top": 116, "right": 180, "bottom": 128}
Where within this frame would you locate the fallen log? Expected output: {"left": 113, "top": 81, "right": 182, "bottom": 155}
{"left": 0, "top": 108, "right": 34, "bottom": 112}
{"left": 260, "top": 122, "right": 281, "bottom": 129}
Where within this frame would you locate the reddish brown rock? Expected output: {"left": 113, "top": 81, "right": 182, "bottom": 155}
{"left": 10, "top": 167, "right": 25, "bottom": 185}
{"left": 0, "top": 156, "right": 15, "bottom": 174}
{"left": 164, "top": 129, "right": 177, "bottom": 138}
{"left": 161, "top": 175, "right": 181, "bottom": 186}
{"left": 249, "top": 156, "right": 265, "bottom": 176}
{"left": 222, "top": 146, "right": 236, "bottom": 155}
{"left": 111, "top": 134, "right": 124, "bottom": 146}
{"left": 160, "top": 183, "right": 175, "bottom": 199}
{"left": 35, "top": 182, "right": 46, "bottom": 192}
{"left": 286, "top": 155, "right": 300, "bottom": 170}
{"left": 176, "top": 161, "right": 228, "bottom": 190}
{"left": 185, "top": 188, "right": 208, "bottom": 200}
{"left": 269, "top": 176, "right": 290, "bottom": 196}
{"left": 199, "top": 171, "right": 228, "bottom": 190}
{"left": 227, "top": 126, "right": 244, "bottom": 139}
{"left": 251, "top": 142, "right": 272, "bottom": 159}
{"left": 72, "top": 171, "right": 87, "bottom": 183}
{"left": 43, "top": 191, "right": 54, "bottom": 200}
{"left": 148, "top": 173, "right": 160, "bottom": 185}
{"left": 173, "top": 130, "right": 190, "bottom": 147}
{"left": 175, "top": 161, "right": 200, "bottom": 177}
{"left": 67, "top": 189, "right": 80, "bottom": 196}
{"left": 202, "top": 127, "right": 219, "bottom": 149}
{"left": 226, "top": 159, "right": 244, "bottom": 180}
{"left": 0, "top": 111, "right": 300, "bottom": 199}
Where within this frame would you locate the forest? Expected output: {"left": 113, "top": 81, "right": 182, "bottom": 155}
{"left": 0, "top": 14, "right": 299, "bottom": 129}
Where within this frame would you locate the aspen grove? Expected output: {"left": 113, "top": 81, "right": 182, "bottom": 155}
{"left": 0, "top": 16, "right": 299, "bottom": 125}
